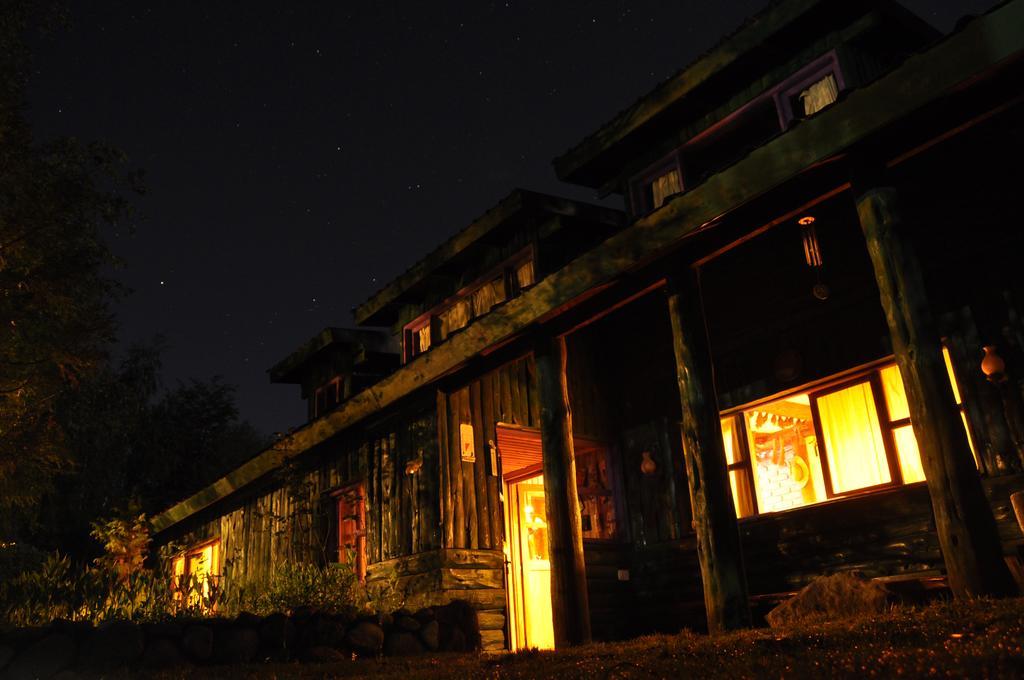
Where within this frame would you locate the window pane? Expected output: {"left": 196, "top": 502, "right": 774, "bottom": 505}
{"left": 721, "top": 416, "right": 742, "bottom": 465}
{"left": 650, "top": 169, "right": 683, "bottom": 208}
{"left": 880, "top": 364, "right": 910, "bottom": 422}
{"left": 744, "top": 394, "right": 826, "bottom": 513}
{"left": 416, "top": 324, "right": 431, "bottom": 353}
{"left": 817, "top": 381, "right": 891, "bottom": 493}
{"left": 893, "top": 425, "right": 926, "bottom": 483}
{"left": 962, "top": 411, "right": 979, "bottom": 466}
{"left": 576, "top": 447, "right": 617, "bottom": 539}
{"left": 800, "top": 73, "right": 838, "bottom": 116}
{"left": 729, "top": 470, "right": 756, "bottom": 518}
{"left": 516, "top": 260, "right": 535, "bottom": 289}
{"left": 943, "top": 347, "right": 963, "bottom": 405}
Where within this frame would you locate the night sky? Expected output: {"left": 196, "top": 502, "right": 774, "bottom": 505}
{"left": 27, "top": 1, "right": 994, "bottom": 435}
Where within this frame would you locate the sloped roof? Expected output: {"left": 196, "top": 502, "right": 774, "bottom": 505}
{"left": 353, "top": 189, "right": 625, "bottom": 327}
{"left": 268, "top": 327, "right": 399, "bottom": 385}
{"left": 552, "top": 0, "right": 937, "bottom": 189}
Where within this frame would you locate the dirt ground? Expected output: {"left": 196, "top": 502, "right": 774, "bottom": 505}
{"left": 140, "top": 597, "right": 1024, "bottom": 679}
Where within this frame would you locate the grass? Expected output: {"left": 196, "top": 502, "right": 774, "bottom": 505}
{"left": 144, "top": 597, "right": 1024, "bottom": 679}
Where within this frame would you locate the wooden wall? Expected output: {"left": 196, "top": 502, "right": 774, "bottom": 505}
{"left": 165, "top": 402, "right": 440, "bottom": 586}
{"left": 438, "top": 340, "right": 606, "bottom": 552}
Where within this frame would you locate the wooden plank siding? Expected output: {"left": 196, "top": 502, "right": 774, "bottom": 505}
{"left": 168, "top": 405, "right": 441, "bottom": 588}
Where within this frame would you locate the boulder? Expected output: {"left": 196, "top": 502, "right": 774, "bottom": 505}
{"left": 394, "top": 615, "right": 421, "bottom": 632}
{"left": 216, "top": 627, "right": 261, "bottom": 664}
{"left": 5, "top": 632, "right": 77, "bottom": 680}
{"left": 435, "top": 600, "right": 480, "bottom": 650}
{"left": 0, "top": 644, "right": 15, "bottom": 670}
{"left": 259, "top": 612, "right": 296, "bottom": 656}
{"left": 140, "top": 637, "right": 189, "bottom": 669}
{"left": 413, "top": 607, "right": 436, "bottom": 624}
{"left": 80, "top": 619, "right": 145, "bottom": 670}
{"left": 438, "top": 623, "right": 467, "bottom": 652}
{"left": 234, "top": 611, "right": 262, "bottom": 628}
{"left": 301, "top": 645, "right": 349, "bottom": 663}
{"left": 181, "top": 624, "right": 214, "bottom": 661}
{"left": 418, "top": 620, "right": 439, "bottom": 651}
{"left": 311, "top": 616, "right": 348, "bottom": 650}
{"left": 766, "top": 572, "right": 890, "bottom": 628}
{"left": 346, "top": 621, "right": 384, "bottom": 656}
{"left": 383, "top": 631, "right": 424, "bottom": 657}
{"left": 143, "top": 621, "right": 183, "bottom": 641}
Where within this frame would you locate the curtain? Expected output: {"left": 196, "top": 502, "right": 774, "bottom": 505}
{"left": 800, "top": 74, "right": 839, "bottom": 116}
{"left": 416, "top": 324, "right": 431, "bottom": 353}
{"left": 816, "top": 381, "right": 890, "bottom": 493}
{"left": 472, "top": 276, "right": 506, "bottom": 316}
{"left": 516, "top": 260, "right": 535, "bottom": 289}
{"left": 439, "top": 299, "right": 470, "bottom": 339}
{"left": 651, "top": 169, "right": 683, "bottom": 208}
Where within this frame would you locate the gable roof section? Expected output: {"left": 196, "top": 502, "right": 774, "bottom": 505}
{"left": 268, "top": 327, "right": 398, "bottom": 385}
{"left": 353, "top": 189, "right": 625, "bottom": 327}
{"left": 552, "top": 0, "right": 937, "bottom": 190}
{"left": 150, "top": 0, "right": 1024, "bottom": 534}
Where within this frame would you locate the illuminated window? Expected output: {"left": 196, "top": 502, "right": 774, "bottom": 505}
{"left": 172, "top": 539, "right": 220, "bottom": 610}
{"left": 334, "top": 483, "right": 366, "bottom": 581}
{"left": 633, "top": 163, "right": 684, "bottom": 213}
{"left": 721, "top": 353, "right": 973, "bottom": 516}
{"left": 401, "top": 250, "right": 533, "bottom": 361}
{"left": 313, "top": 376, "right": 342, "bottom": 418}
{"left": 797, "top": 74, "right": 839, "bottom": 116}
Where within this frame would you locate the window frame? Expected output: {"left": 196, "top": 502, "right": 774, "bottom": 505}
{"left": 171, "top": 537, "right": 221, "bottom": 610}
{"left": 722, "top": 349, "right": 971, "bottom": 519}
{"left": 313, "top": 376, "right": 343, "bottom": 418}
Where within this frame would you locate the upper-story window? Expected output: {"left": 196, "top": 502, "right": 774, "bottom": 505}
{"left": 630, "top": 51, "right": 844, "bottom": 216}
{"left": 313, "top": 376, "right": 342, "bottom": 418}
{"left": 403, "top": 250, "right": 534, "bottom": 362}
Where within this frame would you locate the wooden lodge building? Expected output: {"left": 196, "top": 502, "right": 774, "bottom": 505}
{"left": 153, "top": 0, "right": 1024, "bottom": 650}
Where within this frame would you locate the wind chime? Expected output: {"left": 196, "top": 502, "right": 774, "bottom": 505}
{"left": 798, "top": 215, "right": 829, "bottom": 301}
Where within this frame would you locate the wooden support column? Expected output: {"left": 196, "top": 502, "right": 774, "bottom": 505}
{"left": 534, "top": 333, "right": 592, "bottom": 647}
{"left": 854, "top": 182, "right": 1017, "bottom": 598}
{"left": 666, "top": 271, "right": 750, "bottom": 634}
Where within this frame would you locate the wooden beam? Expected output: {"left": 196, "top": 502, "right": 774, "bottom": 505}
{"left": 854, "top": 182, "right": 1017, "bottom": 598}
{"left": 535, "top": 334, "right": 592, "bottom": 647}
{"left": 150, "top": 4, "right": 1024, "bottom": 534}
{"left": 666, "top": 272, "right": 751, "bottom": 633}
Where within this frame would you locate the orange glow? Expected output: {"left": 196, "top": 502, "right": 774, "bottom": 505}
{"left": 173, "top": 541, "right": 220, "bottom": 610}
{"left": 511, "top": 477, "right": 554, "bottom": 650}
{"left": 817, "top": 381, "right": 890, "bottom": 493}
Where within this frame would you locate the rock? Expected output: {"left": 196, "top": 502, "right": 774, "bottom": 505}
{"left": 140, "top": 637, "right": 189, "bottom": 669}
{"left": 301, "top": 645, "right": 349, "bottom": 663}
{"left": 383, "top": 631, "right": 424, "bottom": 657}
{"left": 766, "top": 572, "right": 890, "bottom": 628}
{"left": 395, "top": 615, "right": 421, "bottom": 632}
{"left": 80, "top": 619, "right": 145, "bottom": 670}
{"left": 435, "top": 600, "right": 480, "bottom": 650}
{"left": 235, "top": 611, "right": 262, "bottom": 628}
{"left": 5, "top": 632, "right": 77, "bottom": 680}
{"left": 413, "top": 607, "right": 436, "bottom": 623}
{"left": 181, "top": 624, "right": 214, "bottom": 661}
{"left": 143, "top": 621, "right": 183, "bottom": 640}
{"left": 346, "top": 621, "right": 384, "bottom": 656}
{"left": 438, "top": 623, "right": 467, "bottom": 652}
{"left": 290, "top": 605, "right": 316, "bottom": 625}
{"left": 418, "top": 620, "right": 439, "bottom": 651}
{"left": 216, "top": 627, "right": 261, "bottom": 664}
{"left": 314, "top": 616, "right": 349, "bottom": 649}
{"left": 259, "top": 612, "right": 296, "bottom": 656}
{"left": 0, "top": 644, "right": 15, "bottom": 670}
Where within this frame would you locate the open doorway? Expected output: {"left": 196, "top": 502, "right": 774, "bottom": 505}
{"left": 498, "top": 424, "right": 610, "bottom": 650}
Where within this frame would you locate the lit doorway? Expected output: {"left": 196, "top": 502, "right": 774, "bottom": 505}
{"left": 506, "top": 473, "right": 555, "bottom": 650}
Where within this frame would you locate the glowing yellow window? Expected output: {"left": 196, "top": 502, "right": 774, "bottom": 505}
{"left": 816, "top": 381, "right": 890, "bottom": 493}
{"left": 720, "top": 417, "right": 755, "bottom": 518}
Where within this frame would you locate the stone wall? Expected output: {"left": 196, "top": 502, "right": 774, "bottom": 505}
{"left": 0, "top": 601, "right": 480, "bottom": 678}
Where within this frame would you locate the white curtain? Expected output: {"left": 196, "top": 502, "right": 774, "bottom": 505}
{"left": 800, "top": 74, "right": 839, "bottom": 116}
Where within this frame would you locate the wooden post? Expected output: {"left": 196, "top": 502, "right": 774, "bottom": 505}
{"left": 854, "top": 183, "right": 1017, "bottom": 598}
{"left": 534, "top": 334, "right": 592, "bottom": 647}
{"left": 666, "top": 270, "right": 751, "bottom": 634}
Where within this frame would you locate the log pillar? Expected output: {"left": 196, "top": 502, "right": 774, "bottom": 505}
{"left": 666, "top": 271, "right": 751, "bottom": 633}
{"left": 854, "top": 182, "right": 1017, "bottom": 598}
{"left": 534, "top": 333, "right": 592, "bottom": 647}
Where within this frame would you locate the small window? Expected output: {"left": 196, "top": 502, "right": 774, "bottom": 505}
{"left": 797, "top": 73, "right": 839, "bottom": 117}
{"left": 172, "top": 539, "right": 220, "bottom": 611}
{"left": 471, "top": 275, "right": 507, "bottom": 316}
{"left": 515, "top": 259, "right": 535, "bottom": 290}
{"left": 335, "top": 483, "right": 366, "bottom": 581}
{"left": 439, "top": 298, "right": 471, "bottom": 340}
{"left": 404, "top": 317, "right": 432, "bottom": 362}
{"left": 313, "top": 377, "right": 342, "bottom": 418}
{"left": 648, "top": 168, "right": 683, "bottom": 209}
